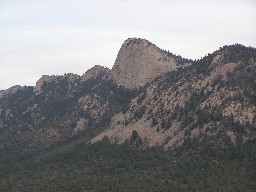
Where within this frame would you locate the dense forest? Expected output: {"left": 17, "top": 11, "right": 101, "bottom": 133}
{"left": 1, "top": 138, "right": 255, "bottom": 192}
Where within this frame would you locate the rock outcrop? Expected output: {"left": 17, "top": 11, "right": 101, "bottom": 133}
{"left": 0, "top": 85, "right": 25, "bottom": 99}
{"left": 81, "top": 65, "right": 110, "bottom": 82}
{"left": 111, "top": 38, "right": 179, "bottom": 89}
{"left": 33, "top": 75, "right": 58, "bottom": 94}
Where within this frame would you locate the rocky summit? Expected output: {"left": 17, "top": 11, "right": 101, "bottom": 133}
{"left": 111, "top": 38, "right": 191, "bottom": 89}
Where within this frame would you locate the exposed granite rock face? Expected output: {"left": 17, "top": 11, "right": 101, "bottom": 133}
{"left": 63, "top": 73, "right": 80, "bottom": 83}
{"left": 81, "top": 65, "right": 110, "bottom": 82}
{"left": 33, "top": 75, "right": 58, "bottom": 94}
{"left": 63, "top": 73, "right": 80, "bottom": 93}
{"left": 0, "top": 85, "right": 24, "bottom": 99}
{"left": 33, "top": 73, "right": 81, "bottom": 97}
{"left": 111, "top": 38, "right": 178, "bottom": 89}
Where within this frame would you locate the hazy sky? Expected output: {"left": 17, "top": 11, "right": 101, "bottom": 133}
{"left": 0, "top": 0, "right": 255, "bottom": 90}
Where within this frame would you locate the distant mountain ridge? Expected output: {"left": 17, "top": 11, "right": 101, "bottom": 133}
{"left": 17, "top": 37, "right": 184, "bottom": 97}
{"left": 0, "top": 38, "right": 256, "bottom": 156}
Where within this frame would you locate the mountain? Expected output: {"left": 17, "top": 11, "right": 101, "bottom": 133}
{"left": 0, "top": 38, "right": 193, "bottom": 155}
{"left": 92, "top": 43, "right": 256, "bottom": 148}
{"left": 1, "top": 40, "right": 256, "bottom": 152}
{"left": 0, "top": 39, "right": 256, "bottom": 191}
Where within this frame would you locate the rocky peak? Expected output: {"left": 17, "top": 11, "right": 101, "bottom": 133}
{"left": 81, "top": 65, "right": 110, "bottom": 82}
{"left": 0, "top": 85, "right": 24, "bottom": 99}
{"left": 210, "top": 44, "right": 256, "bottom": 66}
{"left": 63, "top": 73, "right": 80, "bottom": 83}
{"left": 33, "top": 75, "right": 58, "bottom": 94}
{"left": 111, "top": 38, "right": 178, "bottom": 89}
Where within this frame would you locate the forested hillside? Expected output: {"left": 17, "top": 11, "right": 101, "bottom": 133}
{"left": 1, "top": 138, "right": 255, "bottom": 192}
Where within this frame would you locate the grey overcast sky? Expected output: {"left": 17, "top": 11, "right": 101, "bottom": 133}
{"left": 0, "top": 0, "right": 255, "bottom": 90}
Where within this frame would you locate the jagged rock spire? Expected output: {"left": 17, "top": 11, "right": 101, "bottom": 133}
{"left": 111, "top": 38, "right": 177, "bottom": 89}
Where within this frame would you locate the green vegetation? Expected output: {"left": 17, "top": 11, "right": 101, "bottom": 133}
{"left": 1, "top": 139, "right": 255, "bottom": 192}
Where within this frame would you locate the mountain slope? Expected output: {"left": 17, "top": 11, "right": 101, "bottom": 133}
{"left": 92, "top": 44, "right": 256, "bottom": 148}
{"left": 0, "top": 40, "right": 255, "bottom": 156}
{"left": 0, "top": 72, "right": 135, "bottom": 158}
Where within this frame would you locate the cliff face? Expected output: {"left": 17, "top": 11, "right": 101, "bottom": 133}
{"left": 111, "top": 38, "right": 186, "bottom": 89}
